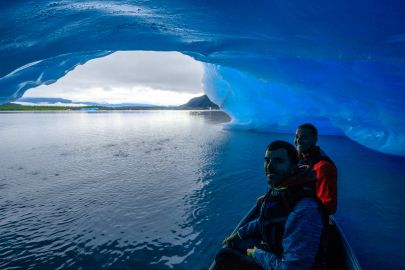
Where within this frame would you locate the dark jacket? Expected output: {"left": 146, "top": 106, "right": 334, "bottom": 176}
{"left": 238, "top": 171, "right": 327, "bottom": 270}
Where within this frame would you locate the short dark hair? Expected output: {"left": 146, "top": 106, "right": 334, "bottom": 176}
{"left": 297, "top": 123, "right": 318, "bottom": 138}
{"left": 266, "top": 140, "right": 299, "bottom": 165}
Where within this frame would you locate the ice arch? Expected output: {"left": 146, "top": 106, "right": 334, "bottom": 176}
{"left": 1, "top": 1, "right": 405, "bottom": 156}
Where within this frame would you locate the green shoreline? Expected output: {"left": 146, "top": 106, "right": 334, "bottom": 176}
{"left": 0, "top": 103, "right": 218, "bottom": 111}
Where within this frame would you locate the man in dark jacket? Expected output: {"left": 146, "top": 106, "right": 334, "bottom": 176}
{"left": 294, "top": 123, "right": 337, "bottom": 215}
{"left": 215, "top": 140, "right": 326, "bottom": 270}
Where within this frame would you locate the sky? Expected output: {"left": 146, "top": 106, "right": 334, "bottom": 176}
{"left": 20, "top": 51, "right": 204, "bottom": 106}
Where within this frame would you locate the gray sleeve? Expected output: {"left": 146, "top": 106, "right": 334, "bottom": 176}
{"left": 252, "top": 198, "right": 324, "bottom": 270}
{"left": 238, "top": 218, "right": 260, "bottom": 239}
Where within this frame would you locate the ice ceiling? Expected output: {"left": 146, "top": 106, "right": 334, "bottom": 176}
{"left": 1, "top": 1, "right": 405, "bottom": 156}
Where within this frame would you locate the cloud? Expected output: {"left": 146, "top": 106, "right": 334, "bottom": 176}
{"left": 23, "top": 51, "right": 204, "bottom": 105}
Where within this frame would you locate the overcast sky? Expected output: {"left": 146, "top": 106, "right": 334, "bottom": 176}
{"left": 22, "top": 51, "right": 204, "bottom": 106}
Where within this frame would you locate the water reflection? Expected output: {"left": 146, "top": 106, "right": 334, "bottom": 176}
{"left": 188, "top": 110, "right": 231, "bottom": 123}
{"left": 0, "top": 111, "right": 231, "bottom": 270}
{"left": 0, "top": 111, "right": 404, "bottom": 269}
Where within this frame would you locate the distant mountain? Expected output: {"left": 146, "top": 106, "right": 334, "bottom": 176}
{"left": 18, "top": 97, "right": 74, "bottom": 104}
{"left": 79, "top": 102, "right": 158, "bottom": 108}
{"left": 16, "top": 97, "right": 158, "bottom": 107}
{"left": 15, "top": 95, "right": 219, "bottom": 109}
{"left": 179, "top": 95, "right": 219, "bottom": 109}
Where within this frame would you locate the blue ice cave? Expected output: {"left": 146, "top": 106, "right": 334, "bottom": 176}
{"left": 1, "top": 1, "right": 405, "bottom": 156}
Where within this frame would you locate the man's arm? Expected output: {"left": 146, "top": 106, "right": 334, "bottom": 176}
{"left": 251, "top": 198, "right": 324, "bottom": 270}
{"left": 238, "top": 218, "right": 261, "bottom": 239}
{"left": 314, "top": 161, "right": 337, "bottom": 214}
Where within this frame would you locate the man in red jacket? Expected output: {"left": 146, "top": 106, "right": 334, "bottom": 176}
{"left": 294, "top": 123, "right": 338, "bottom": 214}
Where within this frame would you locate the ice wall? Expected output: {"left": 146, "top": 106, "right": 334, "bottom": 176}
{"left": 203, "top": 63, "right": 405, "bottom": 156}
{"left": 1, "top": 1, "right": 405, "bottom": 156}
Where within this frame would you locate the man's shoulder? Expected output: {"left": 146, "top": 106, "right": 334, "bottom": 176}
{"left": 313, "top": 159, "right": 337, "bottom": 176}
{"left": 288, "top": 198, "right": 324, "bottom": 227}
{"left": 294, "top": 197, "right": 319, "bottom": 210}
{"left": 312, "top": 148, "right": 335, "bottom": 168}
{"left": 314, "top": 158, "right": 334, "bottom": 167}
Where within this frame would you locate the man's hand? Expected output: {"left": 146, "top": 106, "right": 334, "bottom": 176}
{"left": 222, "top": 233, "right": 240, "bottom": 247}
{"left": 246, "top": 247, "right": 256, "bottom": 257}
{"left": 298, "top": 164, "right": 310, "bottom": 170}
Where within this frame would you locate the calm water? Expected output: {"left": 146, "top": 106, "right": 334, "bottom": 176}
{"left": 0, "top": 111, "right": 404, "bottom": 270}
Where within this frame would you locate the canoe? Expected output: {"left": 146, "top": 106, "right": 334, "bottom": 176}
{"left": 209, "top": 205, "right": 362, "bottom": 270}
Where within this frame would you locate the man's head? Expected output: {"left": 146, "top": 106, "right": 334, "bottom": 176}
{"left": 294, "top": 123, "right": 318, "bottom": 153}
{"left": 264, "top": 140, "right": 299, "bottom": 186}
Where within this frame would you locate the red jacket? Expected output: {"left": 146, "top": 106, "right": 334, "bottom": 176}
{"left": 299, "top": 147, "right": 337, "bottom": 215}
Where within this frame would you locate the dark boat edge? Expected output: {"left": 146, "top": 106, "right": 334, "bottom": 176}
{"left": 208, "top": 205, "right": 259, "bottom": 270}
{"left": 330, "top": 217, "right": 362, "bottom": 270}
{"left": 209, "top": 205, "right": 362, "bottom": 270}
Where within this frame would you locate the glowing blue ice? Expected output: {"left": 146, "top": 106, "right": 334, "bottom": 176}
{"left": 1, "top": 1, "right": 405, "bottom": 155}
{"left": 203, "top": 63, "right": 405, "bottom": 156}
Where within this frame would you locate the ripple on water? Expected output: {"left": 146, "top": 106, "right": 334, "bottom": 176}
{"left": 0, "top": 111, "right": 259, "bottom": 269}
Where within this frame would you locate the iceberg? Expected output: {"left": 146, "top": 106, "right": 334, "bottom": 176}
{"left": 1, "top": 1, "right": 405, "bottom": 155}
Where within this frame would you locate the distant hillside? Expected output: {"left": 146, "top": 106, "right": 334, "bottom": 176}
{"left": 0, "top": 103, "right": 73, "bottom": 111}
{"left": 18, "top": 97, "right": 74, "bottom": 104}
{"left": 2, "top": 95, "right": 220, "bottom": 110}
{"left": 16, "top": 97, "right": 158, "bottom": 107}
{"left": 179, "top": 95, "right": 219, "bottom": 109}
